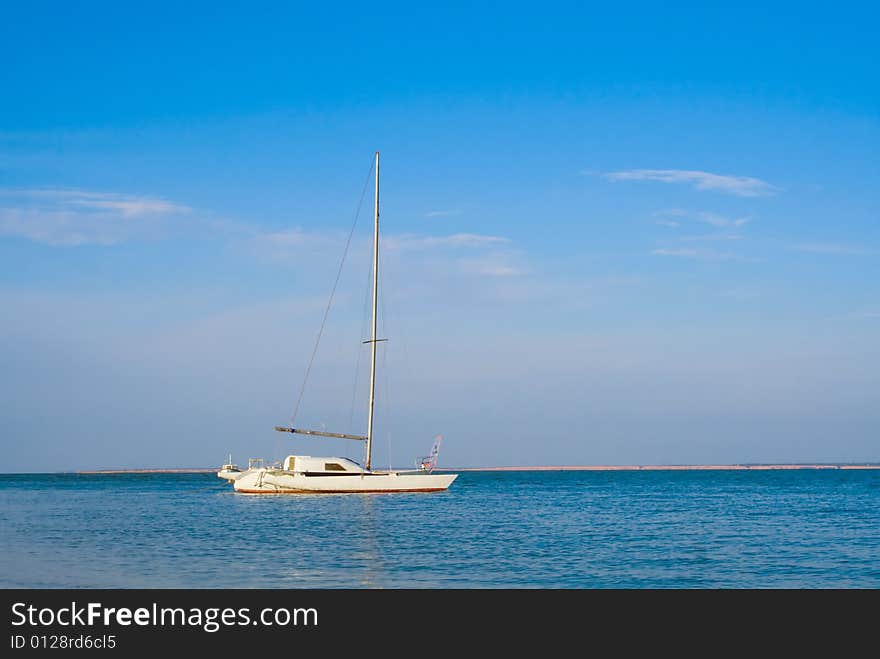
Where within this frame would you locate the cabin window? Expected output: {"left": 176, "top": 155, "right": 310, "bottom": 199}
{"left": 324, "top": 462, "right": 346, "bottom": 471}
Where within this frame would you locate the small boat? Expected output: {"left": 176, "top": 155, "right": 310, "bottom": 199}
{"left": 216, "top": 455, "right": 242, "bottom": 482}
{"left": 229, "top": 152, "right": 457, "bottom": 494}
{"left": 217, "top": 456, "right": 263, "bottom": 482}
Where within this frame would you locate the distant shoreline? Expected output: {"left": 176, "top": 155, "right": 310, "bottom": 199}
{"left": 455, "top": 464, "right": 880, "bottom": 471}
{"left": 68, "top": 463, "right": 880, "bottom": 474}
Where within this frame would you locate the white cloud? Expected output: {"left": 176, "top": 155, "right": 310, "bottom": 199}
{"left": 383, "top": 233, "right": 509, "bottom": 251}
{"left": 256, "top": 230, "right": 508, "bottom": 252}
{"left": 694, "top": 211, "right": 751, "bottom": 228}
{"left": 480, "top": 264, "right": 522, "bottom": 276}
{"left": 721, "top": 286, "right": 764, "bottom": 299}
{"left": 458, "top": 256, "right": 526, "bottom": 277}
{"left": 6, "top": 189, "right": 189, "bottom": 216}
{"left": 651, "top": 248, "right": 701, "bottom": 257}
{"left": 0, "top": 188, "right": 189, "bottom": 246}
{"left": 654, "top": 210, "right": 752, "bottom": 236}
{"left": 650, "top": 247, "right": 748, "bottom": 261}
{"left": 69, "top": 197, "right": 184, "bottom": 217}
{"left": 680, "top": 233, "right": 743, "bottom": 242}
{"left": 250, "top": 229, "right": 522, "bottom": 281}
{"left": 0, "top": 208, "right": 109, "bottom": 246}
{"left": 606, "top": 169, "right": 777, "bottom": 197}
{"left": 827, "top": 309, "right": 880, "bottom": 321}
{"left": 249, "top": 227, "right": 358, "bottom": 266}
{"left": 792, "top": 243, "right": 878, "bottom": 256}
{"left": 260, "top": 228, "right": 310, "bottom": 246}
{"left": 655, "top": 208, "right": 688, "bottom": 217}
{"left": 655, "top": 209, "right": 751, "bottom": 227}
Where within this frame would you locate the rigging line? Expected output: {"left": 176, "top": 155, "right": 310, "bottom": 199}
{"left": 289, "top": 157, "right": 375, "bottom": 426}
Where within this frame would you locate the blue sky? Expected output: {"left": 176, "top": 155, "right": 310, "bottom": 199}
{"left": 1, "top": 2, "right": 878, "bottom": 471}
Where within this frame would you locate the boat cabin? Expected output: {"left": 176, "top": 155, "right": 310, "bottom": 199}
{"left": 282, "top": 455, "right": 363, "bottom": 474}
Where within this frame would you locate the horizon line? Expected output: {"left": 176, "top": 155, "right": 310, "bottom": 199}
{"left": 1, "top": 462, "right": 878, "bottom": 475}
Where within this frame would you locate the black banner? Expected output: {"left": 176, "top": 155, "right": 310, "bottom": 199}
{"left": 2, "top": 589, "right": 875, "bottom": 653}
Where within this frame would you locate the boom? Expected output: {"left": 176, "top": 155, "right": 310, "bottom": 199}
{"left": 273, "top": 426, "right": 367, "bottom": 441}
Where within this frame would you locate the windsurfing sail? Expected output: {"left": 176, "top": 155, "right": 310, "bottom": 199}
{"left": 417, "top": 435, "right": 442, "bottom": 473}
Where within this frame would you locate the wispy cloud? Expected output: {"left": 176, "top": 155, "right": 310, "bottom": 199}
{"left": 827, "top": 309, "right": 880, "bottom": 321}
{"left": 458, "top": 256, "right": 526, "bottom": 277}
{"left": 69, "top": 197, "right": 183, "bottom": 217}
{"left": 260, "top": 228, "right": 311, "bottom": 246}
{"left": 651, "top": 248, "right": 701, "bottom": 257}
{"left": 252, "top": 229, "right": 521, "bottom": 279}
{"left": 250, "top": 227, "right": 357, "bottom": 265}
{"left": 721, "top": 286, "right": 764, "bottom": 299}
{"left": 606, "top": 169, "right": 777, "bottom": 197}
{"left": 384, "top": 233, "right": 509, "bottom": 251}
{"left": 654, "top": 219, "right": 680, "bottom": 228}
{"left": 13, "top": 189, "right": 189, "bottom": 217}
{"left": 255, "top": 230, "right": 508, "bottom": 252}
{"left": 651, "top": 247, "right": 749, "bottom": 261}
{"left": 424, "top": 209, "right": 460, "bottom": 218}
{"left": 679, "top": 233, "right": 743, "bottom": 242}
{"left": 0, "top": 188, "right": 190, "bottom": 246}
{"left": 480, "top": 264, "right": 522, "bottom": 277}
{"left": 655, "top": 209, "right": 751, "bottom": 227}
{"left": 654, "top": 209, "right": 752, "bottom": 247}
{"left": 693, "top": 212, "right": 751, "bottom": 228}
{"left": 791, "top": 243, "right": 879, "bottom": 256}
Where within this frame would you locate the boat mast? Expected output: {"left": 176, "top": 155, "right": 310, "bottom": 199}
{"left": 365, "top": 151, "right": 380, "bottom": 471}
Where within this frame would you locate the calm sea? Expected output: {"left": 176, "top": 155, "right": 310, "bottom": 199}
{"left": 1, "top": 470, "right": 878, "bottom": 588}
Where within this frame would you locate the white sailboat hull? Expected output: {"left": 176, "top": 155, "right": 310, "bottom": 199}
{"left": 232, "top": 468, "right": 457, "bottom": 494}
{"left": 224, "top": 155, "right": 459, "bottom": 496}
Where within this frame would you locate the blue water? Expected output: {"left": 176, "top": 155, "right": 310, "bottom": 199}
{"left": 1, "top": 470, "right": 878, "bottom": 588}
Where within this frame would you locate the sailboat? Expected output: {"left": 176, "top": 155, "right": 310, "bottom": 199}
{"left": 216, "top": 454, "right": 242, "bottom": 481}
{"left": 229, "top": 152, "right": 458, "bottom": 494}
